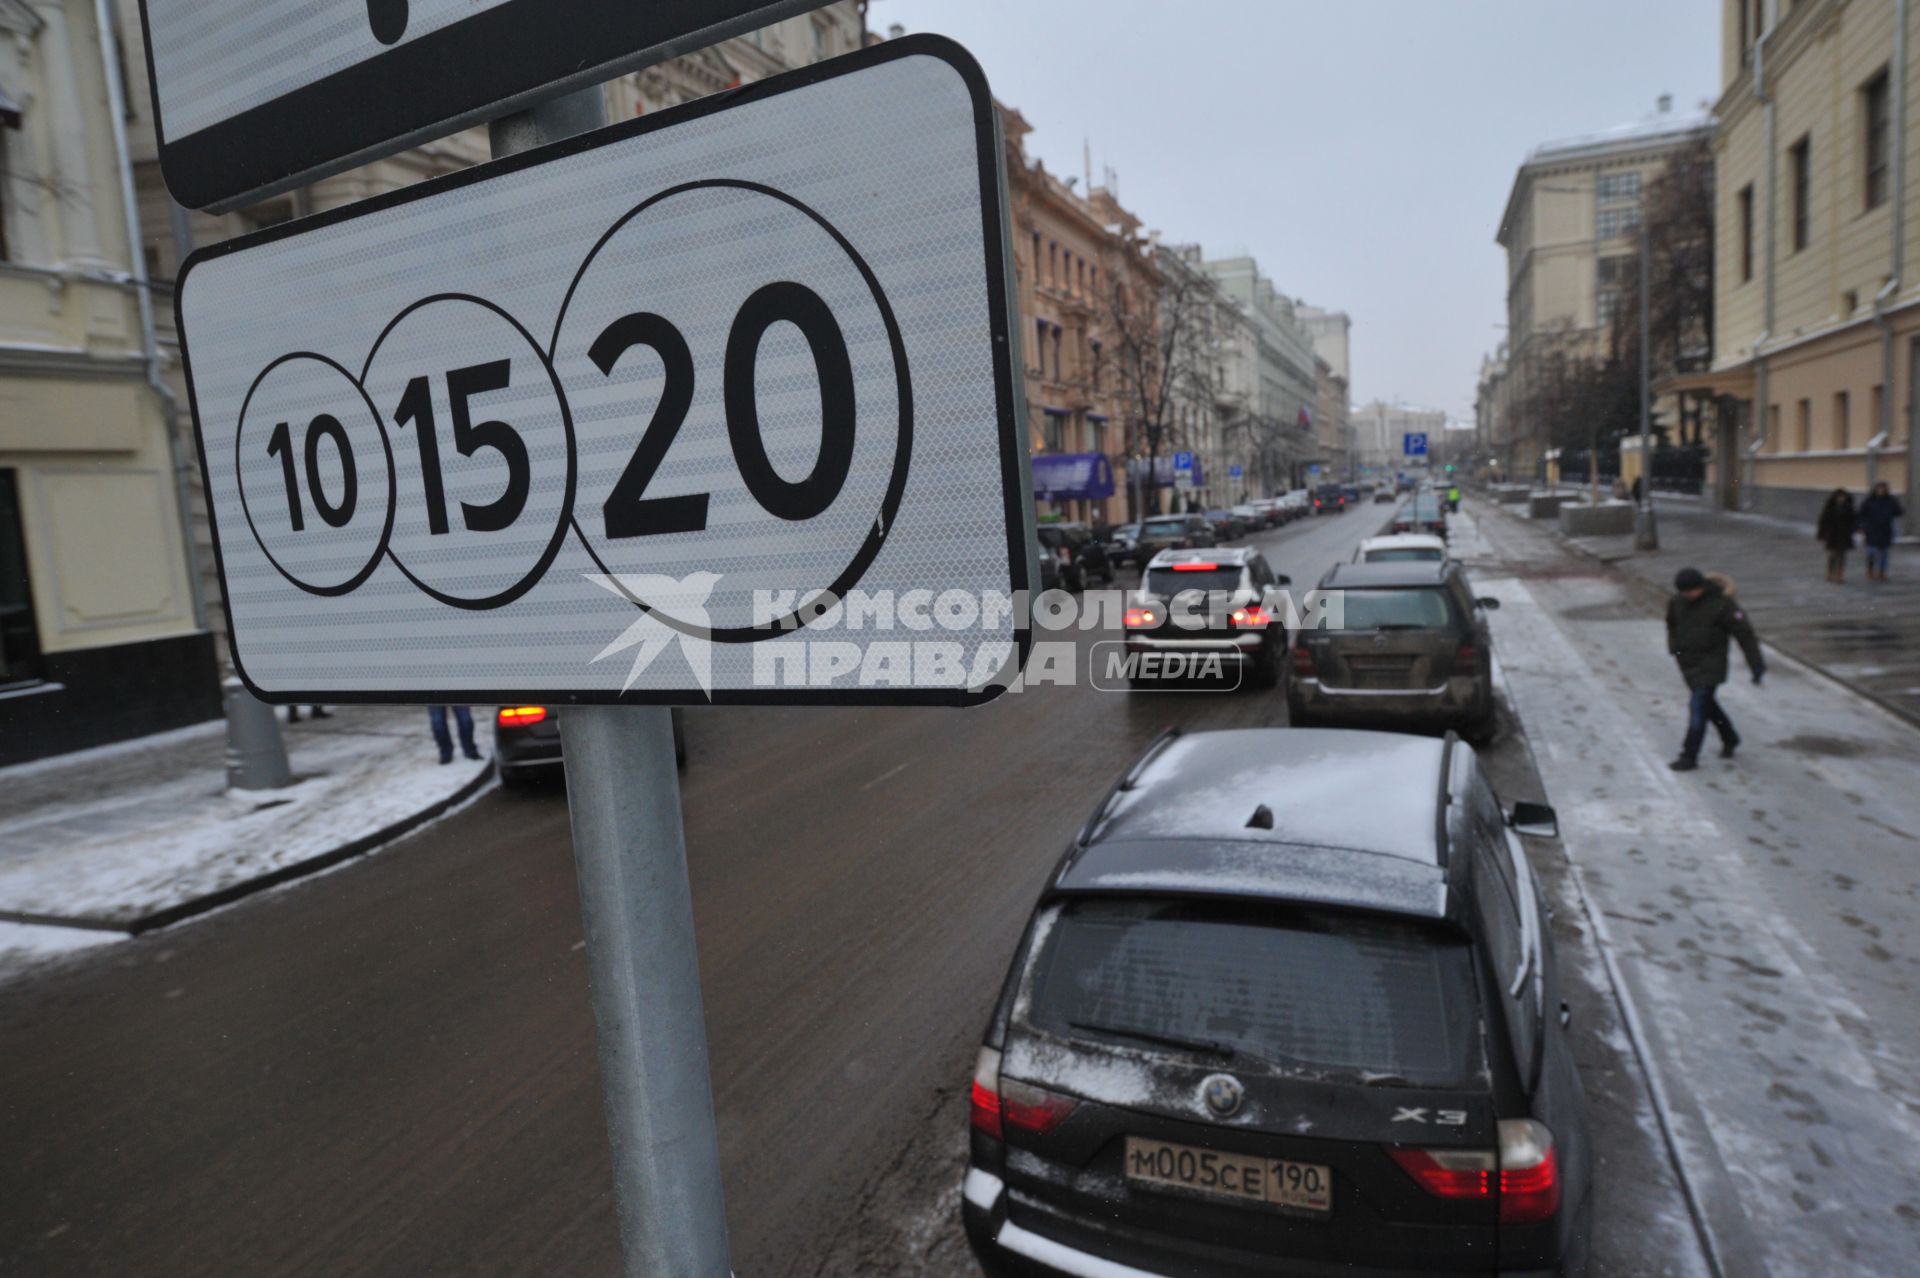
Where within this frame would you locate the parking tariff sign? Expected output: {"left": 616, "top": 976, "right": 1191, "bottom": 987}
{"left": 181, "top": 38, "right": 1033, "bottom": 707}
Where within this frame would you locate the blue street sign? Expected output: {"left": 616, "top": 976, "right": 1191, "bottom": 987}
{"left": 1229, "top": 465, "right": 1243, "bottom": 478}
{"left": 1404, "top": 433, "right": 1429, "bottom": 457}
{"left": 1172, "top": 450, "right": 1195, "bottom": 471}
{"left": 1307, "top": 463, "right": 1321, "bottom": 477}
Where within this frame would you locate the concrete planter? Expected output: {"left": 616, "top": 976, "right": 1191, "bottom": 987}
{"left": 1559, "top": 501, "right": 1637, "bottom": 536}
{"left": 1494, "top": 484, "right": 1532, "bottom": 505}
{"left": 1528, "top": 492, "right": 1573, "bottom": 519}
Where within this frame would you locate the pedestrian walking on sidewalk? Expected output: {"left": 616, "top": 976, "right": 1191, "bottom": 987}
{"left": 1816, "top": 488, "right": 1857, "bottom": 583}
{"left": 1857, "top": 481, "right": 1905, "bottom": 582}
{"left": 1666, "top": 567, "right": 1765, "bottom": 772}
{"left": 285, "top": 705, "right": 330, "bottom": 724}
{"left": 428, "top": 705, "right": 482, "bottom": 765}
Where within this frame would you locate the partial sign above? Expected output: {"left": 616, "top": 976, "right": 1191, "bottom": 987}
{"left": 135, "top": 0, "right": 827, "bottom": 211}
{"left": 179, "top": 39, "right": 1032, "bottom": 706}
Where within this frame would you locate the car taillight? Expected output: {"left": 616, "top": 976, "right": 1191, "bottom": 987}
{"left": 1387, "top": 1120, "right": 1559, "bottom": 1224}
{"left": 1123, "top": 606, "right": 1159, "bottom": 629}
{"left": 1057, "top": 546, "right": 1072, "bottom": 562}
{"left": 497, "top": 706, "right": 548, "bottom": 725}
{"left": 1290, "top": 644, "right": 1316, "bottom": 676}
{"left": 1496, "top": 1118, "right": 1560, "bottom": 1223}
{"left": 1229, "top": 607, "right": 1271, "bottom": 627}
{"left": 1172, "top": 561, "right": 1218, "bottom": 571}
{"left": 1313, "top": 498, "right": 1322, "bottom": 507}
{"left": 1453, "top": 641, "right": 1478, "bottom": 670}
{"left": 969, "top": 1045, "right": 1076, "bottom": 1139}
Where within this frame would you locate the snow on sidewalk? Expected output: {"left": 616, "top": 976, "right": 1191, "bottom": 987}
{"left": 1459, "top": 506, "right": 1920, "bottom": 1278}
{"left": 0, "top": 706, "right": 493, "bottom": 943}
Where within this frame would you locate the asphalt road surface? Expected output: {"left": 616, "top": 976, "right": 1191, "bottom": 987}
{"left": 1, "top": 501, "right": 1708, "bottom": 1277}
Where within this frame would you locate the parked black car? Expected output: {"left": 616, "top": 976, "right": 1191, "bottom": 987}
{"left": 963, "top": 727, "right": 1591, "bottom": 1277}
{"left": 1037, "top": 522, "right": 1114, "bottom": 591}
{"left": 1288, "top": 560, "right": 1498, "bottom": 742}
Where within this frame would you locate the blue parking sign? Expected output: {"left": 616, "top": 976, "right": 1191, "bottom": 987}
{"left": 1404, "top": 433, "right": 1429, "bottom": 457}
{"left": 1173, "top": 451, "right": 1195, "bottom": 471}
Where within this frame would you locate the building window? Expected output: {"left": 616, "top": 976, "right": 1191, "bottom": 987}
{"left": 1596, "top": 256, "right": 1632, "bottom": 327}
{"left": 1789, "top": 135, "right": 1811, "bottom": 252}
{"left": 1041, "top": 411, "right": 1066, "bottom": 452}
{"left": 1596, "top": 206, "right": 1641, "bottom": 239}
{"left": 1034, "top": 319, "right": 1048, "bottom": 376}
{"left": 1090, "top": 340, "right": 1102, "bottom": 390}
{"left": 0, "top": 470, "right": 43, "bottom": 688}
{"left": 1835, "top": 390, "right": 1851, "bottom": 449}
{"left": 1796, "top": 398, "right": 1813, "bottom": 452}
{"left": 1595, "top": 172, "right": 1641, "bottom": 203}
{"left": 1865, "top": 68, "right": 1892, "bottom": 211}
{"left": 1048, "top": 242, "right": 1058, "bottom": 286}
{"left": 1052, "top": 325, "right": 1063, "bottom": 381}
{"left": 1031, "top": 231, "right": 1041, "bottom": 277}
{"left": 1738, "top": 184, "right": 1755, "bottom": 282}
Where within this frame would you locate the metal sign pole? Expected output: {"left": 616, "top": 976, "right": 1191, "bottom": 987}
{"left": 489, "top": 89, "right": 733, "bottom": 1278}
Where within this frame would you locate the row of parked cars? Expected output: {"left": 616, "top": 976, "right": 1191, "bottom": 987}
{"left": 969, "top": 485, "right": 1593, "bottom": 1278}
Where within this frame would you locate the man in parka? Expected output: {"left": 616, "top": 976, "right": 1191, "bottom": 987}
{"left": 1666, "top": 567, "right": 1765, "bottom": 772}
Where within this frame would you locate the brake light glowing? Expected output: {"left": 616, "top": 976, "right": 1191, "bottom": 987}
{"left": 1171, "top": 562, "right": 1219, "bottom": 571}
{"left": 1387, "top": 1119, "right": 1560, "bottom": 1224}
{"left": 1230, "top": 607, "right": 1272, "bottom": 627}
{"left": 1123, "top": 607, "right": 1159, "bottom": 629}
{"left": 1313, "top": 498, "right": 1322, "bottom": 507}
{"left": 968, "top": 1045, "right": 1076, "bottom": 1139}
{"left": 497, "top": 706, "right": 548, "bottom": 725}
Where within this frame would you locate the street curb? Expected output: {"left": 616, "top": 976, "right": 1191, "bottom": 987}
{"left": 1479, "top": 499, "right": 1920, "bottom": 735}
{"left": 0, "top": 764, "right": 499, "bottom": 938}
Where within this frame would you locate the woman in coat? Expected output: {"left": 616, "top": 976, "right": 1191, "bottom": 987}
{"left": 1816, "top": 488, "right": 1857, "bottom": 583}
{"left": 1857, "top": 481, "right": 1905, "bottom": 582}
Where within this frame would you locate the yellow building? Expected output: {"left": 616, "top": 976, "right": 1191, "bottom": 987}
{"left": 0, "top": 0, "right": 215, "bottom": 763}
{"left": 1495, "top": 103, "right": 1713, "bottom": 480}
{"left": 1689, "top": 0, "right": 1916, "bottom": 518}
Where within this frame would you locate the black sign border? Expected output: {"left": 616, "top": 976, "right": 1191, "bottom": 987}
{"left": 177, "top": 34, "right": 1034, "bottom": 710}
{"left": 136, "top": 0, "right": 825, "bottom": 212}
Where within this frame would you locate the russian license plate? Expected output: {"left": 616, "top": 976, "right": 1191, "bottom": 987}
{"left": 1124, "top": 1136, "right": 1332, "bottom": 1214}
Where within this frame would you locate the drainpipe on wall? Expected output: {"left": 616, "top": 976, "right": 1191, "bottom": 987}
{"left": 1872, "top": 0, "right": 1909, "bottom": 496}
{"left": 95, "top": 0, "right": 290, "bottom": 788}
{"left": 1745, "top": 9, "right": 1780, "bottom": 510}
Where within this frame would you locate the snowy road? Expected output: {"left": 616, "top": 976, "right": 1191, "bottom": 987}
{"left": 0, "top": 499, "right": 1810, "bottom": 1277}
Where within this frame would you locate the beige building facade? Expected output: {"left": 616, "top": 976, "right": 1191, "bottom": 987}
{"left": 0, "top": 0, "right": 215, "bottom": 763}
{"left": 1494, "top": 105, "right": 1713, "bottom": 479}
{"left": 1690, "top": 0, "right": 1917, "bottom": 518}
{"left": 1299, "top": 304, "right": 1353, "bottom": 476}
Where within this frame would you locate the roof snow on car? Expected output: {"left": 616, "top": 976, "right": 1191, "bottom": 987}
{"left": 1056, "top": 730, "right": 1453, "bottom": 920}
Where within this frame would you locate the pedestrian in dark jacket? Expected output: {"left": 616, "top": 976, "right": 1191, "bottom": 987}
{"left": 1666, "top": 567, "right": 1765, "bottom": 772}
{"left": 1856, "top": 481, "right": 1905, "bottom": 582}
{"left": 1816, "top": 488, "right": 1856, "bottom": 583}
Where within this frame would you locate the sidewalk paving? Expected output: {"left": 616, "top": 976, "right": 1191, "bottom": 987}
{"left": 0, "top": 706, "right": 494, "bottom": 976}
{"left": 1550, "top": 493, "right": 1920, "bottom": 726}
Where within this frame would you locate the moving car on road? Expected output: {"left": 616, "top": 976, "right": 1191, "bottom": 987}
{"left": 1205, "top": 509, "right": 1248, "bottom": 541}
{"left": 963, "top": 727, "right": 1591, "bottom": 1278}
{"left": 1106, "top": 523, "right": 1142, "bottom": 568}
{"left": 1354, "top": 532, "right": 1448, "bottom": 564}
{"left": 1288, "top": 560, "right": 1499, "bottom": 742}
{"left": 494, "top": 707, "right": 686, "bottom": 786}
{"left": 1312, "top": 482, "right": 1349, "bottom": 515}
{"left": 1135, "top": 514, "right": 1216, "bottom": 557}
{"left": 1123, "top": 548, "right": 1290, "bottom": 689}
{"left": 1374, "top": 487, "right": 1398, "bottom": 503}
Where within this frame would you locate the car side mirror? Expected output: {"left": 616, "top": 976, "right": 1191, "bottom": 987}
{"left": 1274, "top": 573, "right": 1292, "bottom": 587}
{"left": 1475, "top": 596, "right": 1501, "bottom": 611}
{"left": 1509, "top": 801, "right": 1558, "bottom": 838}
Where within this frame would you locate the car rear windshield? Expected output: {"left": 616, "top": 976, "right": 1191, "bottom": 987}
{"left": 1025, "top": 900, "right": 1481, "bottom": 1086}
{"left": 1146, "top": 567, "right": 1244, "bottom": 596}
{"left": 1339, "top": 588, "right": 1456, "bottom": 630}
{"left": 1365, "top": 548, "right": 1444, "bottom": 563}
{"left": 1141, "top": 518, "right": 1189, "bottom": 535}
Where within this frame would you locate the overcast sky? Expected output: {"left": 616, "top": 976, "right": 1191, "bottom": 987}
{"left": 870, "top": 0, "right": 1721, "bottom": 422}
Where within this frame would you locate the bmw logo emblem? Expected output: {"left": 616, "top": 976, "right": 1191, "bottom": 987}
{"left": 1201, "top": 1073, "right": 1244, "bottom": 1119}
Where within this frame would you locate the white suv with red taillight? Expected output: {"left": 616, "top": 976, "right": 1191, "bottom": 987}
{"left": 1121, "top": 548, "right": 1290, "bottom": 691}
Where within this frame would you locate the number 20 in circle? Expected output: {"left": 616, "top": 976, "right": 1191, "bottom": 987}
{"left": 552, "top": 181, "right": 910, "bottom": 640}
{"left": 236, "top": 352, "right": 395, "bottom": 595}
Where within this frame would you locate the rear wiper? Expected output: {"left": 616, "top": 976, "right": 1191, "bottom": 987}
{"left": 1069, "top": 1020, "right": 1235, "bottom": 1060}
{"left": 1369, "top": 623, "right": 1427, "bottom": 631}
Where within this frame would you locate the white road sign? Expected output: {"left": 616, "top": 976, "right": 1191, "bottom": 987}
{"left": 136, "top": 0, "right": 826, "bottom": 210}
{"left": 181, "top": 39, "right": 1033, "bottom": 707}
